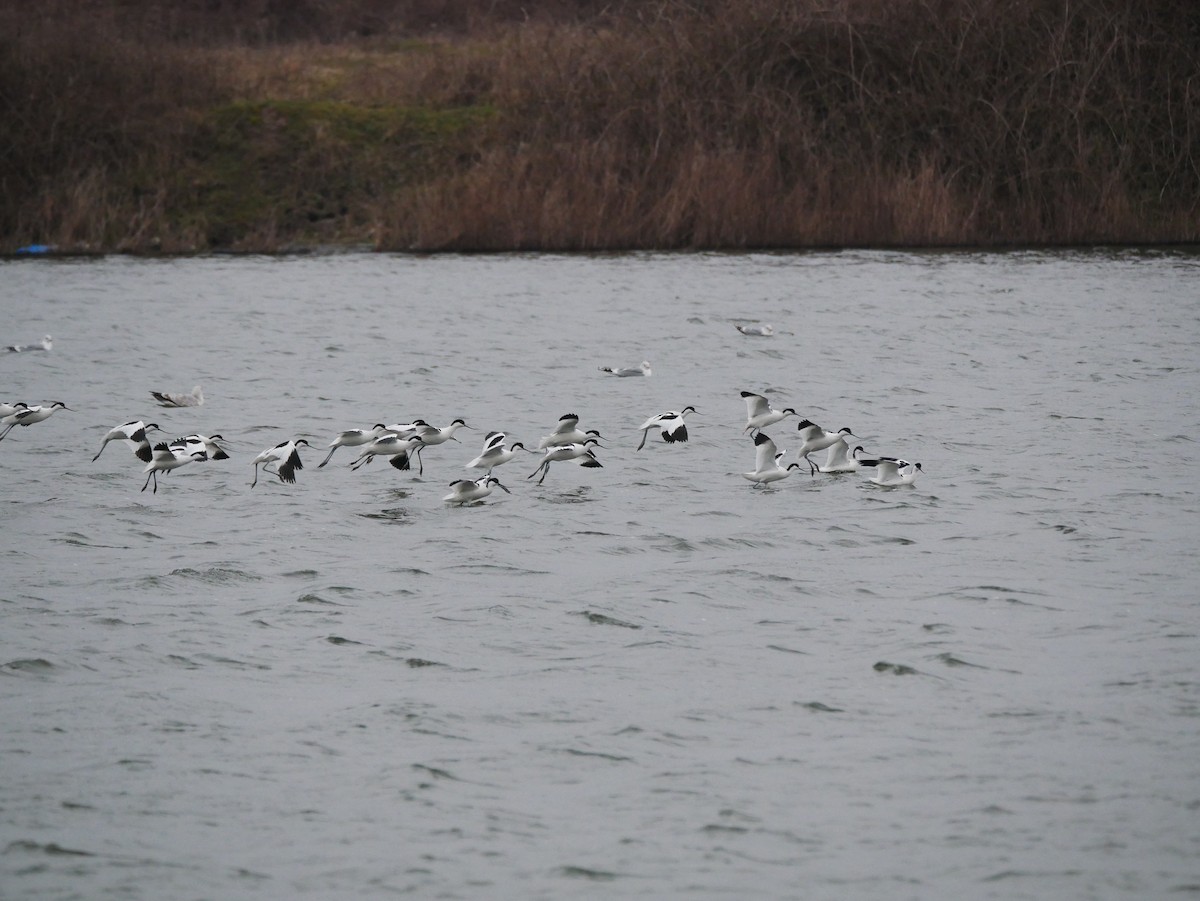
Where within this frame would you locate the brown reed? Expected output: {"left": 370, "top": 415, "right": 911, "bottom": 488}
{"left": 2, "top": 0, "right": 1196, "bottom": 252}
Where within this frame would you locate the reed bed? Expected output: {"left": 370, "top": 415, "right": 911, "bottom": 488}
{"left": 2, "top": 0, "right": 1196, "bottom": 252}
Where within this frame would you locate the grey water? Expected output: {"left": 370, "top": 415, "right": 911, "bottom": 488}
{"left": 1, "top": 249, "right": 1198, "bottom": 900}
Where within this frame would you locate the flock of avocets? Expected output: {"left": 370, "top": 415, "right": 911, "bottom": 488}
{"left": 0, "top": 377, "right": 923, "bottom": 501}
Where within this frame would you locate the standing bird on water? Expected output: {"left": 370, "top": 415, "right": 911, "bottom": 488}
{"left": 150, "top": 385, "right": 204, "bottom": 407}
{"left": 318, "top": 424, "right": 391, "bottom": 467}
{"left": 598, "top": 360, "right": 652, "bottom": 377}
{"left": 251, "top": 438, "right": 310, "bottom": 488}
{"left": 635, "top": 406, "right": 698, "bottom": 451}
{"left": 141, "top": 443, "right": 206, "bottom": 493}
{"left": 735, "top": 324, "right": 774, "bottom": 336}
{"left": 93, "top": 420, "right": 160, "bottom": 462}
{"left": 742, "top": 432, "right": 803, "bottom": 488}
{"left": 741, "top": 391, "right": 797, "bottom": 434}
{"left": 5, "top": 334, "right": 52, "bottom": 352}
{"left": 0, "top": 401, "right": 72, "bottom": 441}
{"left": 443, "top": 475, "right": 512, "bottom": 505}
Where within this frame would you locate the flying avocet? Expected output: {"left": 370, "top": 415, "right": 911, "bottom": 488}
{"left": 251, "top": 438, "right": 309, "bottom": 488}
{"left": 741, "top": 391, "right": 796, "bottom": 434}
{"left": 635, "top": 406, "right": 698, "bottom": 451}
{"left": 443, "top": 475, "right": 512, "bottom": 505}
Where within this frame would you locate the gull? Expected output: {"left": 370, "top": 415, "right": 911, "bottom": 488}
{"left": 150, "top": 385, "right": 204, "bottom": 407}
{"left": 742, "top": 432, "right": 803, "bottom": 488}
{"left": 816, "top": 437, "right": 866, "bottom": 474}
{"left": 168, "top": 434, "right": 230, "bottom": 461}
{"left": 741, "top": 391, "right": 797, "bottom": 434}
{"left": 796, "top": 419, "right": 856, "bottom": 471}
{"left": 466, "top": 431, "right": 531, "bottom": 472}
{"left": 5, "top": 334, "right": 52, "bottom": 352}
{"left": 527, "top": 438, "right": 603, "bottom": 485}
{"left": 349, "top": 434, "right": 425, "bottom": 473}
{"left": 318, "top": 424, "right": 391, "bottom": 467}
{"left": 537, "top": 413, "right": 604, "bottom": 449}
{"left": 93, "top": 420, "right": 160, "bottom": 463}
{"left": 0, "top": 401, "right": 72, "bottom": 441}
{"left": 142, "top": 443, "right": 206, "bottom": 493}
{"left": 867, "top": 459, "right": 924, "bottom": 487}
{"left": 735, "top": 323, "right": 774, "bottom": 336}
{"left": 598, "top": 360, "right": 651, "bottom": 377}
{"left": 251, "top": 438, "right": 310, "bottom": 488}
{"left": 635, "top": 406, "right": 698, "bottom": 451}
{"left": 443, "top": 475, "right": 512, "bottom": 505}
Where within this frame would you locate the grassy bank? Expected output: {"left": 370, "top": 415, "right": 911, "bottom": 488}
{"left": 2, "top": 0, "right": 1197, "bottom": 252}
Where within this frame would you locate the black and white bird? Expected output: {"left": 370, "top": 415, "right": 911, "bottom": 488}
{"left": 742, "top": 432, "right": 802, "bottom": 488}
{"left": 168, "top": 434, "right": 230, "bottom": 461}
{"left": 815, "top": 437, "right": 865, "bottom": 474}
{"left": 93, "top": 420, "right": 160, "bottom": 462}
{"left": 527, "top": 438, "right": 603, "bottom": 485}
{"left": 443, "top": 475, "right": 512, "bottom": 505}
{"left": 349, "top": 434, "right": 425, "bottom": 473}
{"left": 0, "top": 401, "right": 72, "bottom": 441}
{"left": 465, "top": 431, "right": 531, "bottom": 473}
{"left": 318, "top": 424, "right": 391, "bottom": 467}
{"left": 796, "top": 419, "right": 856, "bottom": 471}
{"left": 598, "top": 360, "right": 652, "bottom": 377}
{"left": 414, "top": 418, "right": 472, "bottom": 446}
{"left": 141, "top": 443, "right": 206, "bottom": 493}
{"left": 741, "top": 391, "right": 797, "bottom": 434}
{"left": 0, "top": 401, "right": 28, "bottom": 418}
{"left": 537, "top": 413, "right": 604, "bottom": 449}
{"left": 5, "top": 334, "right": 52, "bottom": 352}
{"left": 866, "top": 459, "right": 923, "bottom": 487}
{"left": 383, "top": 419, "right": 429, "bottom": 438}
{"left": 735, "top": 323, "right": 774, "bottom": 336}
{"left": 150, "top": 385, "right": 204, "bottom": 407}
{"left": 635, "top": 406, "right": 698, "bottom": 451}
{"left": 251, "top": 438, "right": 309, "bottom": 488}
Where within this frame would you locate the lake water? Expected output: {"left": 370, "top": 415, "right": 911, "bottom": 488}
{"left": 2, "top": 249, "right": 1198, "bottom": 900}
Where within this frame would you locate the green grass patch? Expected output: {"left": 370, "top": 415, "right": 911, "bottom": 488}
{"left": 173, "top": 99, "right": 495, "bottom": 247}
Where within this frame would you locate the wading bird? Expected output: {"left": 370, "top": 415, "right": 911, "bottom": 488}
{"left": 443, "top": 475, "right": 512, "bottom": 505}
{"left": 142, "top": 444, "right": 206, "bottom": 493}
{"left": 318, "top": 424, "right": 391, "bottom": 467}
{"left": 537, "top": 413, "right": 604, "bottom": 449}
{"left": 796, "top": 419, "right": 856, "bottom": 471}
{"left": 0, "top": 401, "right": 72, "bottom": 441}
{"left": 93, "top": 420, "right": 160, "bottom": 462}
{"left": 465, "top": 432, "right": 530, "bottom": 473}
{"left": 251, "top": 438, "right": 309, "bottom": 488}
{"left": 741, "top": 391, "right": 796, "bottom": 434}
{"left": 527, "top": 438, "right": 603, "bottom": 485}
{"left": 742, "top": 432, "right": 803, "bottom": 488}
{"left": 635, "top": 406, "right": 698, "bottom": 451}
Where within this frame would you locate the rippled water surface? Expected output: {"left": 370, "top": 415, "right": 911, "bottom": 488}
{"left": 2, "top": 250, "right": 1198, "bottom": 899}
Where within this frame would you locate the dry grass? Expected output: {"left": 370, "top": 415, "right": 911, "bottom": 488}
{"left": 2, "top": 0, "right": 1197, "bottom": 252}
